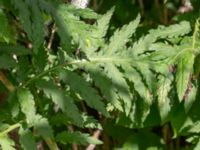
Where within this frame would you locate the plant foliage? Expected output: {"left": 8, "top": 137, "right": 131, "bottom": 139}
{"left": 0, "top": 0, "right": 200, "bottom": 149}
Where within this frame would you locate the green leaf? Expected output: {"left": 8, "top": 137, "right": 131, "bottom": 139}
{"left": 194, "top": 53, "right": 200, "bottom": 77}
{"left": 33, "top": 46, "right": 48, "bottom": 72}
{"left": 59, "top": 70, "right": 109, "bottom": 116}
{"left": 85, "top": 7, "right": 114, "bottom": 55}
{"left": 0, "top": 123, "right": 10, "bottom": 132}
{"left": 105, "top": 14, "right": 141, "bottom": 55}
{"left": 187, "top": 121, "right": 200, "bottom": 134}
{"left": 0, "top": 54, "right": 16, "bottom": 69}
{"left": 133, "top": 61, "right": 156, "bottom": 94}
{"left": 33, "top": 115, "right": 53, "bottom": 138}
{"left": 87, "top": 65, "right": 123, "bottom": 111}
{"left": 11, "top": 0, "right": 32, "bottom": 41}
{"left": 36, "top": 79, "right": 83, "bottom": 126}
{"left": 17, "top": 89, "right": 53, "bottom": 138}
{"left": 148, "top": 43, "right": 178, "bottom": 61}
{"left": 0, "top": 9, "right": 15, "bottom": 43}
{"left": 17, "top": 89, "right": 36, "bottom": 125}
{"left": 19, "top": 127, "right": 37, "bottom": 150}
{"left": 124, "top": 65, "right": 152, "bottom": 121}
{"left": 157, "top": 75, "right": 173, "bottom": 122}
{"left": 66, "top": 5, "right": 99, "bottom": 19}
{"left": 0, "top": 135, "right": 15, "bottom": 150}
{"left": 194, "top": 138, "right": 200, "bottom": 150}
{"left": 184, "top": 83, "right": 197, "bottom": 113}
{"left": 26, "top": 0, "right": 44, "bottom": 53}
{"left": 93, "top": 7, "right": 114, "bottom": 39}
{"left": 176, "top": 52, "right": 195, "bottom": 101}
{"left": 154, "top": 21, "right": 191, "bottom": 38}
{"left": 11, "top": 0, "right": 44, "bottom": 53}
{"left": 122, "top": 131, "right": 163, "bottom": 150}
{"left": 104, "top": 64, "right": 132, "bottom": 115}
{"left": 0, "top": 43, "right": 31, "bottom": 55}
{"left": 56, "top": 131, "right": 103, "bottom": 145}
{"left": 53, "top": 3, "right": 96, "bottom": 51}
{"left": 16, "top": 57, "right": 31, "bottom": 82}
{"left": 7, "top": 91, "right": 20, "bottom": 119}
{"left": 82, "top": 115, "right": 102, "bottom": 129}
{"left": 133, "top": 21, "right": 191, "bottom": 55}
{"left": 170, "top": 104, "right": 187, "bottom": 137}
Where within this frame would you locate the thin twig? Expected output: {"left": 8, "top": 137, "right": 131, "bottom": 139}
{"left": 68, "top": 126, "right": 78, "bottom": 150}
{"left": 85, "top": 129, "right": 102, "bottom": 150}
{"left": 138, "top": 0, "right": 145, "bottom": 17}
{"left": 162, "top": 123, "right": 173, "bottom": 150}
{"left": 155, "top": 0, "right": 163, "bottom": 23}
{"left": 45, "top": 138, "right": 60, "bottom": 150}
{"left": 47, "top": 23, "right": 56, "bottom": 49}
{"left": 0, "top": 71, "right": 15, "bottom": 92}
{"left": 0, "top": 123, "right": 21, "bottom": 137}
{"left": 163, "top": 2, "right": 168, "bottom": 24}
{"left": 93, "top": 0, "right": 103, "bottom": 11}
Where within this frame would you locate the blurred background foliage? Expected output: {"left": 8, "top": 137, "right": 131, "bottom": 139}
{"left": 91, "top": 0, "right": 198, "bottom": 24}
{"left": 88, "top": 0, "right": 200, "bottom": 42}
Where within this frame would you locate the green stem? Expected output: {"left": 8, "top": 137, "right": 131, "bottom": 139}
{"left": 22, "top": 57, "right": 133, "bottom": 87}
{"left": 167, "top": 19, "right": 200, "bottom": 65}
{"left": 192, "top": 19, "right": 200, "bottom": 50}
{"left": 45, "top": 138, "right": 60, "bottom": 150}
{"left": 0, "top": 123, "right": 21, "bottom": 137}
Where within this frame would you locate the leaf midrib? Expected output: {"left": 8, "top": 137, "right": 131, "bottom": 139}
{"left": 22, "top": 56, "right": 136, "bottom": 87}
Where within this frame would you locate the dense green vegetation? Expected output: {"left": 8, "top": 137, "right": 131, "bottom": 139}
{"left": 0, "top": 0, "right": 200, "bottom": 149}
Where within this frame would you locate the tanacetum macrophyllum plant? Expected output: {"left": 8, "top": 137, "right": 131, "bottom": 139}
{"left": 0, "top": 0, "right": 200, "bottom": 149}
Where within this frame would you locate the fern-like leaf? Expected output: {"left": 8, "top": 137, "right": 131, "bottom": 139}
{"left": 124, "top": 65, "right": 152, "bottom": 120}
{"left": 0, "top": 43, "right": 31, "bottom": 55}
{"left": 0, "top": 9, "right": 15, "bottom": 43}
{"left": 11, "top": 0, "right": 32, "bottom": 41}
{"left": 56, "top": 131, "right": 102, "bottom": 145}
{"left": 93, "top": 7, "right": 114, "bottom": 39}
{"left": 176, "top": 52, "right": 195, "bottom": 101}
{"left": 36, "top": 79, "right": 83, "bottom": 126}
{"left": 0, "top": 135, "right": 15, "bottom": 150}
{"left": 86, "top": 65, "right": 123, "bottom": 111}
{"left": 11, "top": 0, "right": 44, "bottom": 53}
{"left": 104, "top": 64, "right": 132, "bottom": 115}
{"left": 32, "top": 115, "right": 53, "bottom": 138}
{"left": 105, "top": 14, "right": 141, "bottom": 55}
{"left": 17, "top": 89, "right": 36, "bottom": 125}
{"left": 17, "top": 88, "right": 53, "bottom": 138}
{"left": 19, "top": 127, "right": 37, "bottom": 150}
{"left": 157, "top": 75, "right": 173, "bottom": 122}
{"left": 0, "top": 54, "right": 16, "bottom": 69}
{"left": 133, "top": 21, "right": 191, "bottom": 55}
{"left": 59, "top": 70, "right": 109, "bottom": 116}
